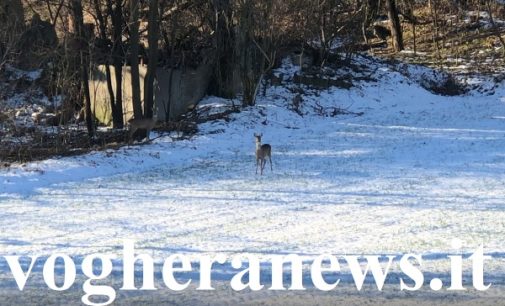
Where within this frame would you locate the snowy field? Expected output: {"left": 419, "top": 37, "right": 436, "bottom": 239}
{"left": 1, "top": 57, "right": 505, "bottom": 303}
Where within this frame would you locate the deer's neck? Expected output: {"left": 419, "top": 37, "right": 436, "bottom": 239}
{"left": 255, "top": 141, "right": 262, "bottom": 151}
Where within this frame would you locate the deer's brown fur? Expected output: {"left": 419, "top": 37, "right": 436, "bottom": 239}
{"left": 254, "top": 133, "right": 272, "bottom": 175}
{"left": 128, "top": 117, "right": 156, "bottom": 143}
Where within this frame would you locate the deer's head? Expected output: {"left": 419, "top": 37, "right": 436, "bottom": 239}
{"left": 254, "top": 133, "right": 263, "bottom": 143}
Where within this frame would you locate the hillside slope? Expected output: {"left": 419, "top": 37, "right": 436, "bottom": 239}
{"left": 1, "top": 55, "right": 505, "bottom": 288}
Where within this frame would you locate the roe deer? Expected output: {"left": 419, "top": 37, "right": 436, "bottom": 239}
{"left": 254, "top": 133, "right": 272, "bottom": 175}
{"left": 128, "top": 117, "right": 156, "bottom": 143}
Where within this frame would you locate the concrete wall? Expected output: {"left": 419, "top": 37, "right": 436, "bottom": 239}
{"left": 89, "top": 65, "right": 145, "bottom": 125}
{"left": 89, "top": 59, "right": 212, "bottom": 125}
{"left": 154, "top": 61, "right": 212, "bottom": 121}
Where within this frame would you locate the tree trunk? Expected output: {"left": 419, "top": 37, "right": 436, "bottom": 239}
{"left": 70, "top": 0, "right": 94, "bottom": 137}
{"left": 210, "top": 0, "right": 236, "bottom": 98}
{"left": 93, "top": 0, "right": 117, "bottom": 128}
{"left": 361, "top": 0, "right": 379, "bottom": 46}
{"left": 143, "top": 0, "right": 159, "bottom": 119}
{"left": 129, "top": 0, "right": 143, "bottom": 119}
{"left": 429, "top": 0, "right": 442, "bottom": 61}
{"left": 486, "top": 0, "right": 505, "bottom": 58}
{"left": 237, "top": 0, "right": 263, "bottom": 107}
{"left": 412, "top": 22, "right": 416, "bottom": 55}
{"left": 109, "top": 0, "right": 124, "bottom": 128}
{"left": 385, "top": 0, "right": 404, "bottom": 52}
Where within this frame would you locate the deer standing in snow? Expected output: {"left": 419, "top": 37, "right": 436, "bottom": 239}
{"left": 254, "top": 133, "right": 272, "bottom": 175}
{"left": 127, "top": 117, "right": 157, "bottom": 144}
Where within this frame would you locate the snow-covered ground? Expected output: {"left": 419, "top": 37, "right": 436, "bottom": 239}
{"left": 1, "top": 56, "right": 505, "bottom": 303}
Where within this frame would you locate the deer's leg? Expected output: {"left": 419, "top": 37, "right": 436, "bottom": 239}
{"left": 256, "top": 158, "right": 259, "bottom": 174}
{"left": 128, "top": 128, "right": 135, "bottom": 144}
{"left": 269, "top": 155, "right": 273, "bottom": 171}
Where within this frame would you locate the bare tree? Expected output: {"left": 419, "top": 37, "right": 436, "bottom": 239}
{"left": 107, "top": 0, "right": 125, "bottom": 128}
{"left": 0, "top": 25, "right": 20, "bottom": 73}
{"left": 429, "top": 0, "right": 442, "bottom": 61}
{"left": 143, "top": 0, "right": 159, "bottom": 119}
{"left": 210, "top": 0, "right": 236, "bottom": 98}
{"left": 70, "top": 0, "right": 94, "bottom": 137}
{"left": 362, "top": 0, "right": 380, "bottom": 46}
{"left": 92, "top": 0, "right": 119, "bottom": 128}
{"left": 485, "top": 0, "right": 505, "bottom": 57}
{"left": 0, "top": 0, "right": 24, "bottom": 72}
{"left": 403, "top": 0, "right": 418, "bottom": 54}
{"left": 237, "top": 0, "right": 277, "bottom": 107}
{"left": 129, "top": 0, "right": 143, "bottom": 119}
{"left": 385, "top": 0, "right": 404, "bottom": 51}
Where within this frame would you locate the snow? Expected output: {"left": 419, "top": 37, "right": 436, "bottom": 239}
{"left": 1, "top": 55, "right": 505, "bottom": 289}
{"left": 5, "top": 65, "right": 42, "bottom": 82}
{"left": 462, "top": 11, "right": 505, "bottom": 29}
